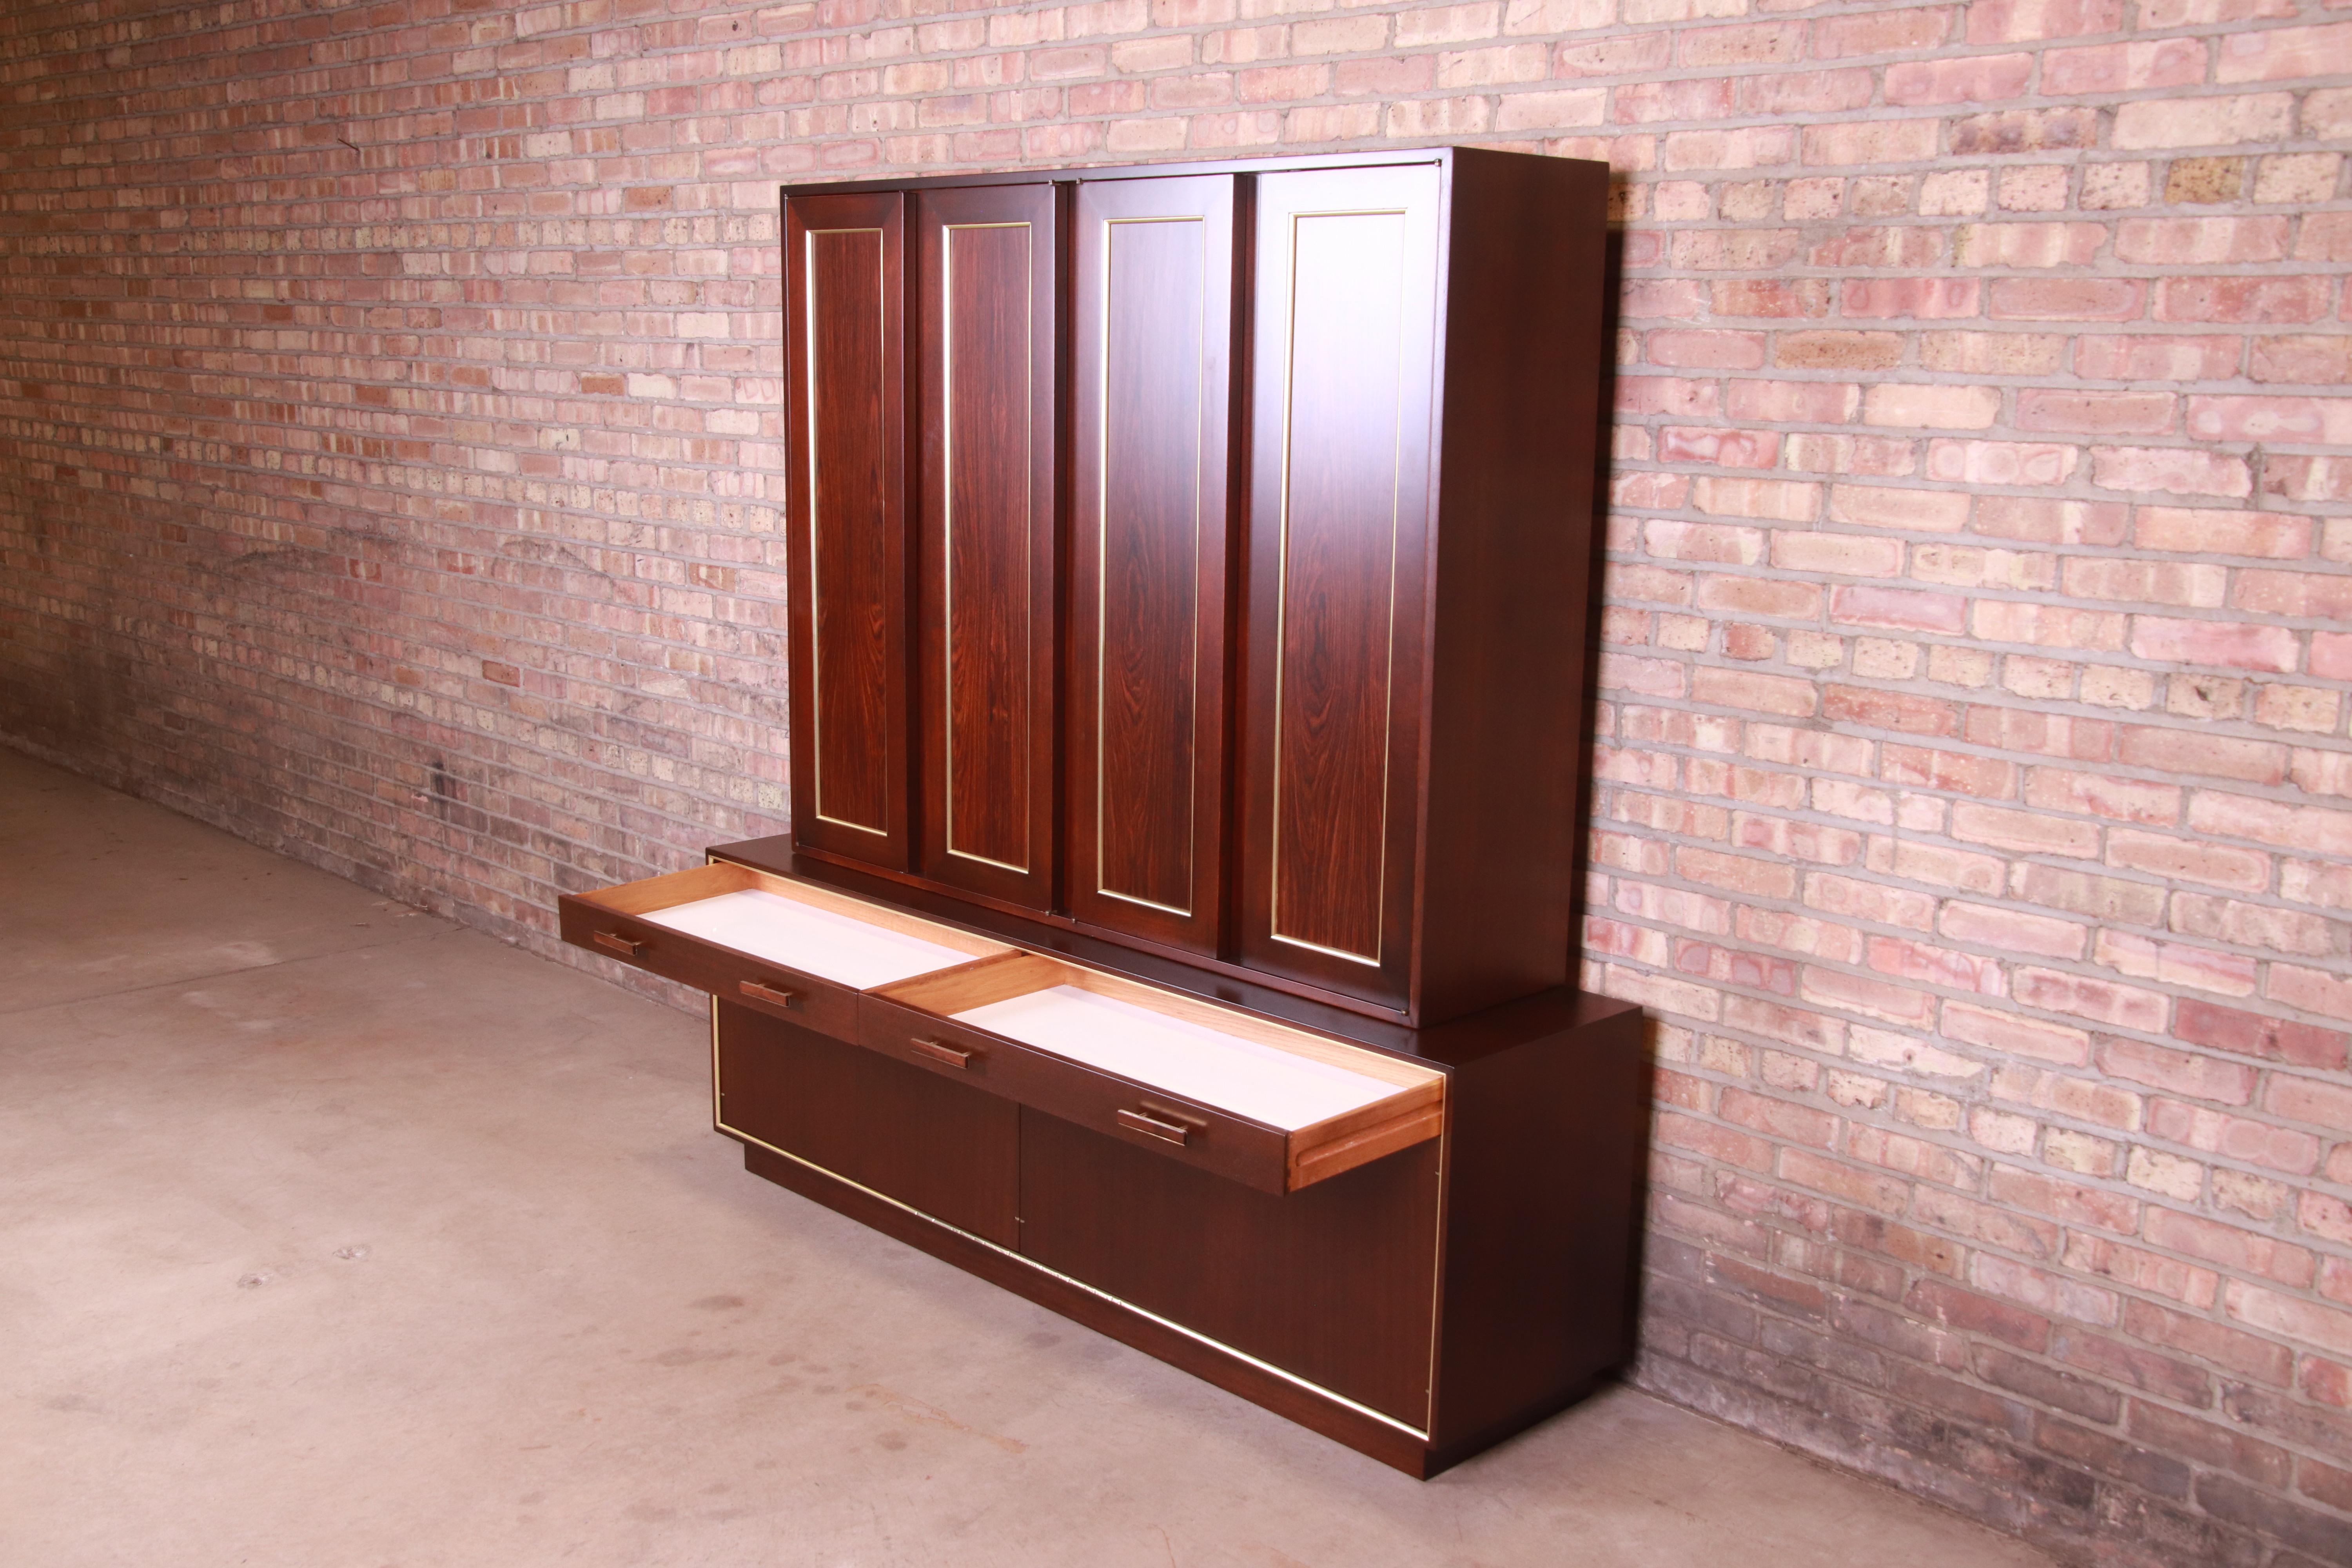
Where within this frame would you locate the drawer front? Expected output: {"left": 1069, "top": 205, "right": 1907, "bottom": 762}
{"left": 557, "top": 893, "right": 858, "bottom": 1038}
{"left": 1019, "top": 1108, "right": 1441, "bottom": 1426}
{"left": 857, "top": 994, "right": 1293, "bottom": 1194}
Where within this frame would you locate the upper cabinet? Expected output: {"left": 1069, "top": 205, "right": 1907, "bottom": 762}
{"left": 779, "top": 149, "right": 1608, "bottom": 1028}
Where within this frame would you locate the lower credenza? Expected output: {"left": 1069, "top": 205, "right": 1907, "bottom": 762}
{"left": 560, "top": 839, "right": 1646, "bottom": 1477}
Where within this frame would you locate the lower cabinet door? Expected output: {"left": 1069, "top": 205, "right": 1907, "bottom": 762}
{"left": 1016, "top": 1107, "right": 1441, "bottom": 1427}
{"left": 715, "top": 1001, "right": 1019, "bottom": 1247}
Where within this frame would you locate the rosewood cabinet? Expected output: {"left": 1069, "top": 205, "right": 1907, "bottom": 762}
{"left": 560, "top": 146, "right": 1634, "bottom": 1479}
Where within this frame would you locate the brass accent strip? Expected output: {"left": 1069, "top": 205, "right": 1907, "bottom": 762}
{"left": 1265, "top": 203, "right": 1412, "bottom": 969}
{"left": 711, "top": 1051, "right": 1429, "bottom": 1441}
{"left": 804, "top": 225, "right": 892, "bottom": 837}
{"left": 1092, "top": 214, "right": 1205, "bottom": 918}
{"left": 942, "top": 220, "right": 1035, "bottom": 876}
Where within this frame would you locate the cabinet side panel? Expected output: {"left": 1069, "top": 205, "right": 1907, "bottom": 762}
{"left": 1414, "top": 152, "right": 1610, "bottom": 1023}
{"left": 786, "top": 191, "right": 909, "bottom": 869}
{"left": 1018, "top": 1107, "right": 1440, "bottom": 1427}
{"left": 1237, "top": 165, "right": 1441, "bottom": 1010}
{"left": 716, "top": 1000, "right": 1019, "bottom": 1247}
{"left": 1068, "top": 176, "right": 1236, "bottom": 954}
{"left": 1428, "top": 1004, "right": 1646, "bottom": 1450}
{"left": 915, "top": 184, "right": 1060, "bottom": 911}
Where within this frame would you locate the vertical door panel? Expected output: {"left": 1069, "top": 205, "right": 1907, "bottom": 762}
{"left": 1238, "top": 165, "right": 1442, "bottom": 1009}
{"left": 916, "top": 184, "right": 1060, "bottom": 911}
{"left": 785, "top": 191, "right": 910, "bottom": 869}
{"left": 1068, "top": 176, "right": 1238, "bottom": 955}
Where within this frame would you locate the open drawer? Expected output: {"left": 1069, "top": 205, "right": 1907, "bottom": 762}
{"left": 860, "top": 955, "right": 1445, "bottom": 1195}
{"left": 558, "top": 862, "right": 1014, "bottom": 1037}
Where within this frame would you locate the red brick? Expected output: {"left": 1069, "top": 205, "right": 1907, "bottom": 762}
{"left": 1968, "top": 0, "right": 2123, "bottom": 43}
{"left": 2136, "top": 611, "right": 2296, "bottom": 672}
{"left": 2125, "top": 1298, "right": 2296, "bottom": 1386}
{"left": 2133, "top": 506, "right": 2312, "bottom": 559}
{"left": 1906, "top": 1278, "right": 2053, "bottom": 1352}
{"left": 2174, "top": 1000, "right": 2350, "bottom": 1071}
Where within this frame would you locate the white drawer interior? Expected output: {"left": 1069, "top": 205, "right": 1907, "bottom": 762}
{"left": 953, "top": 984, "right": 1405, "bottom": 1131}
{"left": 641, "top": 887, "right": 978, "bottom": 988}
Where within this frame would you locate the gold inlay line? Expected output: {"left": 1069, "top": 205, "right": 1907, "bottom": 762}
{"left": 1266, "top": 203, "right": 1412, "bottom": 969}
{"left": 805, "top": 225, "right": 891, "bottom": 837}
{"left": 942, "top": 220, "right": 1035, "bottom": 875}
{"left": 1094, "top": 214, "right": 1205, "bottom": 918}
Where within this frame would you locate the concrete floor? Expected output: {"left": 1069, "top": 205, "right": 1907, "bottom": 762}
{"left": 0, "top": 747, "right": 2058, "bottom": 1568}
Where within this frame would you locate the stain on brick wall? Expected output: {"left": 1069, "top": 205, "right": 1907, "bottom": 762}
{"left": 1, "top": 2, "right": 2347, "bottom": 1562}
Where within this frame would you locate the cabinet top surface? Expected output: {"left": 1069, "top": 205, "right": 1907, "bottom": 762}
{"left": 777, "top": 144, "right": 1598, "bottom": 199}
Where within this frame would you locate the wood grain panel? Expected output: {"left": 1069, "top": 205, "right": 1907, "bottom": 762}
{"left": 715, "top": 1000, "right": 1019, "bottom": 1247}
{"left": 1238, "top": 166, "right": 1441, "bottom": 1009}
{"left": 1067, "top": 175, "right": 1237, "bottom": 955}
{"left": 1019, "top": 1107, "right": 1440, "bottom": 1426}
{"left": 915, "top": 183, "right": 1059, "bottom": 911}
{"left": 785, "top": 191, "right": 909, "bottom": 870}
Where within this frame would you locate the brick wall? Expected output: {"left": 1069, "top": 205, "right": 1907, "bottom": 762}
{"left": 2, "top": 0, "right": 2348, "bottom": 1561}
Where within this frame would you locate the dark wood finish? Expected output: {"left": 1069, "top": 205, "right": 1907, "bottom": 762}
{"left": 717, "top": 1001, "right": 1020, "bottom": 1248}
{"left": 776, "top": 148, "right": 1608, "bottom": 1030}
{"left": 1411, "top": 149, "right": 1612, "bottom": 1023}
{"left": 1235, "top": 164, "right": 1442, "bottom": 1010}
{"left": 784, "top": 190, "right": 911, "bottom": 869}
{"left": 913, "top": 181, "right": 1060, "bottom": 911}
{"left": 739, "top": 1141, "right": 1437, "bottom": 1474}
{"left": 1065, "top": 174, "right": 1240, "bottom": 955}
{"left": 1424, "top": 992, "right": 1646, "bottom": 1451}
{"left": 1019, "top": 1111, "right": 1441, "bottom": 1426}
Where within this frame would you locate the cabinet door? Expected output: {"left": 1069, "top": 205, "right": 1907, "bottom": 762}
{"left": 1066, "top": 176, "right": 1238, "bottom": 955}
{"left": 715, "top": 1001, "right": 1019, "bottom": 1247}
{"left": 913, "top": 183, "right": 1060, "bottom": 912}
{"left": 1018, "top": 1107, "right": 1440, "bottom": 1426}
{"left": 1235, "top": 165, "right": 1443, "bottom": 1010}
{"left": 784, "top": 191, "right": 911, "bottom": 871}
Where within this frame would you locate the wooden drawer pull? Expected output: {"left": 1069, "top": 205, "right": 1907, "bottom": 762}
{"left": 739, "top": 980, "right": 799, "bottom": 1008}
{"left": 592, "top": 931, "right": 642, "bottom": 958}
{"left": 909, "top": 1038, "right": 971, "bottom": 1069}
{"left": 1116, "top": 1107, "right": 1191, "bottom": 1147}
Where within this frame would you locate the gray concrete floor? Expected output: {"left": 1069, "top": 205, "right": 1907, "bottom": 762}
{"left": 0, "top": 746, "right": 2057, "bottom": 1568}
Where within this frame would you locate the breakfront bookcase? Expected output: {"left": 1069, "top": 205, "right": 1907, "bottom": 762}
{"left": 558, "top": 146, "right": 1644, "bottom": 1476}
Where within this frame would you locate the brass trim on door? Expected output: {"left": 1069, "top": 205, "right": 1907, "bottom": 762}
{"left": 1264, "top": 202, "right": 1418, "bottom": 970}
{"left": 940, "top": 219, "right": 1036, "bottom": 877}
{"left": 802, "top": 223, "right": 893, "bottom": 838}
